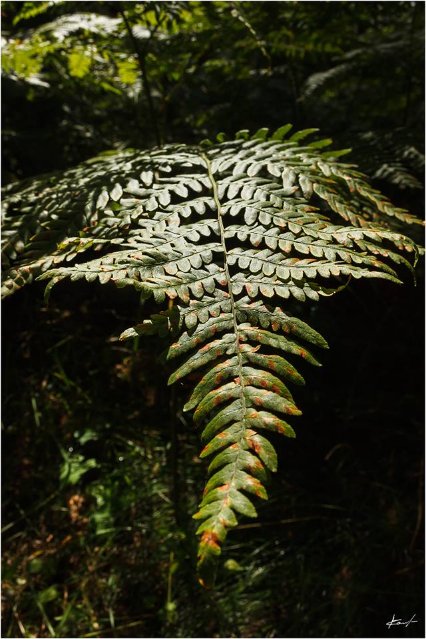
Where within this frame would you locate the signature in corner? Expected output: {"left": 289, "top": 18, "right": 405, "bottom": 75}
{"left": 386, "top": 614, "right": 418, "bottom": 629}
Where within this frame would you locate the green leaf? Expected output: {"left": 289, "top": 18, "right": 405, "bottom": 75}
{"left": 37, "top": 586, "right": 59, "bottom": 605}
{"left": 245, "top": 431, "right": 278, "bottom": 472}
{"left": 184, "top": 356, "right": 239, "bottom": 411}
{"left": 208, "top": 447, "right": 268, "bottom": 483}
{"left": 244, "top": 351, "right": 306, "bottom": 385}
{"left": 117, "top": 58, "right": 139, "bottom": 85}
{"left": 289, "top": 128, "right": 319, "bottom": 142}
{"left": 68, "top": 49, "right": 92, "bottom": 79}
{"left": 60, "top": 454, "right": 98, "bottom": 485}
{"left": 252, "top": 127, "right": 269, "bottom": 140}
{"left": 193, "top": 382, "right": 242, "bottom": 424}
{"left": 200, "top": 422, "right": 247, "bottom": 458}
{"left": 244, "top": 386, "right": 301, "bottom": 416}
{"left": 308, "top": 138, "right": 333, "bottom": 149}
{"left": 201, "top": 400, "right": 245, "bottom": 442}
{"left": 245, "top": 410, "right": 296, "bottom": 437}
{"left": 168, "top": 333, "right": 235, "bottom": 385}
{"left": 235, "top": 129, "right": 250, "bottom": 140}
{"left": 271, "top": 124, "right": 293, "bottom": 140}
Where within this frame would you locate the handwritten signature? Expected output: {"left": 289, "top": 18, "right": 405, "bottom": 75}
{"left": 386, "top": 614, "right": 418, "bottom": 629}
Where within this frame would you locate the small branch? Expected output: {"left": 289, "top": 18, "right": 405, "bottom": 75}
{"left": 119, "top": 7, "right": 161, "bottom": 146}
{"left": 169, "top": 384, "right": 182, "bottom": 527}
{"left": 230, "top": 2, "right": 271, "bottom": 73}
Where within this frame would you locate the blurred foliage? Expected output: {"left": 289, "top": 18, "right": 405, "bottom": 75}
{"left": 2, "top": 1, "right": 424, "bottom": 187}
{"left": 1, "top": 1, "right": 424, "bottom": 637}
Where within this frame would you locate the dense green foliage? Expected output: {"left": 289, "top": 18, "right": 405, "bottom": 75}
{"left": 2, "top": 1, "right": 424, "bottom": 185}
{"left": 2, "top": 1, "right": 424, "bottom": 637}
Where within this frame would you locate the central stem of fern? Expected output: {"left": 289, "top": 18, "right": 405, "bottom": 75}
{"left": 202, "top": 153, "right": 247, "bottom": 412}
{"left": 199, "top": 151, "right": 254, "bottom": 542}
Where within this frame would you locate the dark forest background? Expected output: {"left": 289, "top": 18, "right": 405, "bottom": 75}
{"left": 2, "top": 2, "right": 425, "bottom": 637}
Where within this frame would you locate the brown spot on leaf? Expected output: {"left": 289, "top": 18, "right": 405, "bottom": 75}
{"left": 248, "top": 438, "right": 261, "bottom": 454}
{"left": 200, "top": 531, "right": 220, "bottom": 551}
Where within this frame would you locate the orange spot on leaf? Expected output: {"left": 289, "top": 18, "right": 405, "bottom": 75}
{"left": 248, "top": 438, "right": 261, "bottom": 454}
{"left": 200, "top": 531, "right": 220, "bottom": 551}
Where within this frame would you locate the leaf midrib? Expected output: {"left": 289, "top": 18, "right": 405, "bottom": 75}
{"left": 202, "top": 150, "right": 252, "bottom": 514}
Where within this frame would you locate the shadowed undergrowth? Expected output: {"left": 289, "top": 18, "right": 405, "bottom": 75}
{"left": 2, "top": 275, "right": 423, "bottom": 638}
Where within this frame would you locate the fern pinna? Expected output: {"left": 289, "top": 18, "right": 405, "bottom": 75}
{"left": 2, "top": 126, "right": 421, "bottom": 586}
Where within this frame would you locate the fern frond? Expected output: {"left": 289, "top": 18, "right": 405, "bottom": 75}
{"left": 349, "top": 131, "right": 425, "bottom": 193}
{"left": 38, "top": 13, "right": 123, "bottom": 38}
{"left": 302, "top": 33, "right": 424, "bottom": 101}
{"left": 2, "top": 125, "right": 421, "bottom": 586}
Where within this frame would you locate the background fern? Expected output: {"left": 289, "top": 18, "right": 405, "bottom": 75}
{"left": 2, "top": 125, "right": 421, "bottom": 586}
